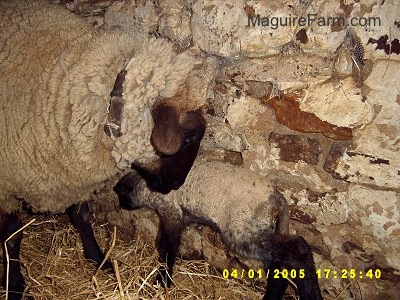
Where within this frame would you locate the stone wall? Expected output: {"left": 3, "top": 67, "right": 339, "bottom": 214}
{"left": 63, "top": 0, "right": 400, "bottom": 298}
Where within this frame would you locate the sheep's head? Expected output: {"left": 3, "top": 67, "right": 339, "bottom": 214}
{"left": 106, "top": 40, "right": 211, "bottom": 193}
{"left": 134, "top": 103, "right": 206, "bottom": 194}
{"left": 113, "top": 172, "right": 145, "bottom": 210}
{"left": 106, "top": 72, "right": 207, "bottom": 194}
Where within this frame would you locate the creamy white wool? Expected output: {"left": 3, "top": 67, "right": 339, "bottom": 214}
{"left": 0, "top": 0, "right": 203, "bottom": 213}
{"left": 111, "top": 40, "right": 198, "bottom": 169}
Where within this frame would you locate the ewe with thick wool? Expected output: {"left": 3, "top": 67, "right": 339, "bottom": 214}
{"left": 0, "top": 0, "right": 206, "bottom": 298}
{"left": 114, "top": 161, "right": 323, "bottom": 300}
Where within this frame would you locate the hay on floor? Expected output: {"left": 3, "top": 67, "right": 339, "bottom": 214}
{"left": 0, "top": 213, "right": 288, "bottom": 300}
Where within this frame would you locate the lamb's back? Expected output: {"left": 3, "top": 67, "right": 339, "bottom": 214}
{"left": 172, "top": 162, "right": 276, "bottom": 234}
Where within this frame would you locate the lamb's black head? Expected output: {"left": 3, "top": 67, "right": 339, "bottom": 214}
{"left": 113, "top": 172, "right": 143, "bottom": 210}
{"left": 139, "top": 104, "right": 206, "bottom": 194}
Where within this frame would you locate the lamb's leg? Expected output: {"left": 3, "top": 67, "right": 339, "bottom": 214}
{"left": 155, "top": 215, "right": 184, "bottom": 288}
{"left": 0, "top": 213, "right": 25, "bottom": 300}
{"left": 263, "top": 261, "right": 288, "bottom": 300}
{"left": 262, "top": 234, "right": 322, "bottom": 300}
{"left": 67, "top": 203, "right": 112, "bottom": 271}
{"left": 279, "top": 235, "right": 322, "bottom": 300}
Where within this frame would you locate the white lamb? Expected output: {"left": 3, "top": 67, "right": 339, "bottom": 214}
{"left": 114, "top": 161, "right": 323, "bottom": 300}
{"left": 0, "top": 1, "right": 208, "bottom": 298}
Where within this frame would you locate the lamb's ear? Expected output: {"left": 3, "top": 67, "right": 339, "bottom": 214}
{"left": 114, "top": 172, "right": 144, "bottom": 210}
{"left": 151, "top": 104, "right": 182, "bottom": 155}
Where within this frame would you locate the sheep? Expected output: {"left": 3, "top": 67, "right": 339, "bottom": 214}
{"left": 114, "top": 161, "right": 323, "bottom": 300}
{"left": 0, "top": 0, "right": 208, "bottom": 298}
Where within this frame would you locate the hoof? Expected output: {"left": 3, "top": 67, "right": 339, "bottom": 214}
{"left": 154, "top": 270, "right": 172, "bottom": 288}
{"left": 94, "top": 259, "right": 114, "bottom": 274}
{"left": 2, "top": 272, "right": 26, "bottom": 300}
{"left": 100, "top": 260, "right": 114, "bottom": 273}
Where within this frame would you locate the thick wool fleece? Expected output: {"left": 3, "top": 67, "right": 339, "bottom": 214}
{"left": 0, "top": 0, "right": 199, "bottom": 213}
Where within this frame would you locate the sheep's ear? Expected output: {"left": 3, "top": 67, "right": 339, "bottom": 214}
{"left": 151, "top": 104, "right": 182, "bottom": 155}
{"left": 135, "top": 109, "right": 206, "bottom": 194}
{"left": 180, "top": 109, "right": 206, "bottom": 149}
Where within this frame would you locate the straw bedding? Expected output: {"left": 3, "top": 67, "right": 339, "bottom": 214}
{"left": 0, "top": 212, "right": 282, "bottom": 300}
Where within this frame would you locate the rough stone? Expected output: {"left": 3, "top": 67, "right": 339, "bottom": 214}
{"left": 179, "top": 224, "right": 204, "bottom": 260}
{"left": 300, "top": 77, "right": 373, "bottom": 128}
{"left": 221, "top": 56, "right": 332, "bottom": 92}
{"left": 262, "top": 93, "right": 353, "bottom": 140}
{"left": 286, "top": 189, "right": 349, "bottom": 228}
{"left": 342, "top": 241, "right": 374, "bottom": 264}
{"left": 191, "top": 0, "right": 245, "bottom": 57}
{"left": 348, "top": 185, "right": 400, "bottom": 270}
{"left": 104, "top": 0, "right": 158, "bottom": 36}
{"left": 324, "top": 142, "right": 352, "bottom": 179}
{"left": 158, "top": 0, "right": 192, "bottom": 49}
{"left": 289, "top": 206, "right": 316, "bottom": 224}
{"left": 61, "top": 0, "right": 113, "bottom": 16}
{"left": 244, "top": 80, "right": 273, "bottom": 99}
{"left": 334, "top": 61, "right": 400, "bottom": 189}
{"left": 199, "top": 148, "right": 243, "bottom": 166}
{"left": 201, "top": 117, "right": 245, "bottom": 152}
{"left": 354, "top": 0, "right": 400, "bottom": 61}
{"left": 208, "top": 82, "right": 232, "bottom": 119}
{"left": 191, "top": 0, "right": 351, "bottom": 57}
{"left": 269, "top": 132, "right": 321, "bottom": 165}
{"left": 226, "top": 92, "right": 276, "bottom": 139}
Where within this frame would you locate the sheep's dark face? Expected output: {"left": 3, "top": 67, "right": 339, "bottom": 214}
{"left": 137, "top": 105, "right": 206, "bottom": 194}
{"left": 113, "top": 172, "right": 143, "bottom": 210}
